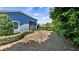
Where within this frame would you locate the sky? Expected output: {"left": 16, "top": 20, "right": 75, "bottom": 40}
{"left": 0, "top": 7, "right": 52, "bottom": 25}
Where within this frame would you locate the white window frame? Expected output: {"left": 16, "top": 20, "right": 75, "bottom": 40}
{"left": 12, "top": 21, "right": 20, "bottom": 30}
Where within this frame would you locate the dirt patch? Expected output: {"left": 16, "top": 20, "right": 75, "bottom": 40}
{"left": 0, "top": 31, "right": 51, "bottom": 50}
{"left": 0, "top": 31, "right": 78, "bottom": 51}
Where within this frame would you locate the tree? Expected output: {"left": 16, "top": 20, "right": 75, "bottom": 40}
{"left": 0, "top": 14, "right": 14, "bottom": 36}
{"left": 40, "top": 22, "right": 54, "bottom": 31}
{"left": 50, "top": 7, "right": 79, "bottom": 46}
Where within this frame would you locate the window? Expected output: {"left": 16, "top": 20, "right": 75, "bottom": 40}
{"left": 13, "top": 21, "right": 19, "bottom": 30}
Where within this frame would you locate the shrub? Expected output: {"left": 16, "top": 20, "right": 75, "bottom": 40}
{"left": 0, "top": 14, "right": 14, "bottom": 36}
{"left": 0, "top": 31, "right": 33, "bottom": 45}
{"left": 40, "top": 23, "right": 54, "bottom": 31}
{"left": 50, "top": 7, "right": 79, "bottom": 46}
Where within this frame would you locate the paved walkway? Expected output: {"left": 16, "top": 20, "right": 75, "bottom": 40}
{"left": 0, "top": 31, "right": 77, "bottom": 51}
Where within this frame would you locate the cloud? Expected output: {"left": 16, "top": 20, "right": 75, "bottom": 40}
{"left": 25, "top": 8, "right": 33, "bottom": 13}
{"left": 33, "top": 13, "right": 45, "bottom": 17}
{"left": 41, "top": 16, "right": 49, "bottom": 20}
{"left": 33, "top": 13, "right": 40, "bottom": 16}
{"left": 37, "top": 16, "right": 52, "bottom": 24}
{"left": 32, "top": 13, "right": 52, "bottom": 24}
{"left": 0, "top": 7, "right": 52, "bottom": 25}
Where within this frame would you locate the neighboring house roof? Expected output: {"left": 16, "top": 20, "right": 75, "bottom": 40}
{"left": 0, "top": 10, "right": 37, "bottom": 21}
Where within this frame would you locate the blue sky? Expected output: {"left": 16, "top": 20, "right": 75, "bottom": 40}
{"left": 0, "top": 7, "right": 52, "bottom": 25}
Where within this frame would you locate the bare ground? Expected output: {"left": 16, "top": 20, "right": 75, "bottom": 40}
{"left": 0, "top": 31, "right": 78, "bottom": 51}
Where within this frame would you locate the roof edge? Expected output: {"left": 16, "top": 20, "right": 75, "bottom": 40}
{"left": 0, "top": 10, "right": 37, "bottom": 21}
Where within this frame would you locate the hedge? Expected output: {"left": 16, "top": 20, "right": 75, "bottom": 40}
{"left": 50, "top": 7, "right": 79, "bottom": 46}
{"left": 0, "top": 31, "right": 33, "bottom": 45}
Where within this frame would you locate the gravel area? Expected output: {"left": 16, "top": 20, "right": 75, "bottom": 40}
{"left": 0, "top": 31, "right": 78, "bottom": 51}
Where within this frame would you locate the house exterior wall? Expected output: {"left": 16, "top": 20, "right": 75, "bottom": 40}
{"left": 3, "top": 12, "right": 37, "bottom": 33}
{"left": 29, "top": 19, "right": 37, "bottom": 30}
{"left": 2, "top": 12, "right": 37, "bottom": 33}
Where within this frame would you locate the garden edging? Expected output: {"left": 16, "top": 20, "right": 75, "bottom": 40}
{"left": 0, "top": 31, "right": 33, "bottom": 45}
